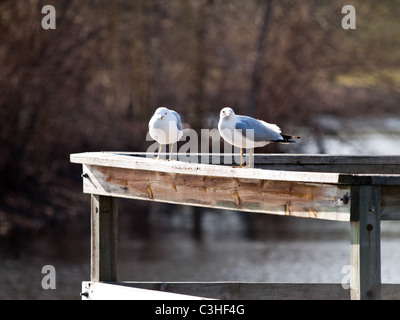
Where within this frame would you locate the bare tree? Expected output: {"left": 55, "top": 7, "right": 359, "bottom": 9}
{"left": 247, "top": 0, "right": 274, "bottom": 118}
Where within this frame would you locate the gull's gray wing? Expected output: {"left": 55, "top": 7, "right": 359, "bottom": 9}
{"left": 171, "top": 110, "right": 183, "bottom": 131}
{"left": 235, "top": 116, "right": 282, "bottom": 142}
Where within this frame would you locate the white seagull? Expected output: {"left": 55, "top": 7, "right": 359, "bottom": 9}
{"left": 218, "top": 107, "right": 300, "bottom": 167}
{"left": 149, "top": 107, "right": 183, "bottom": 160}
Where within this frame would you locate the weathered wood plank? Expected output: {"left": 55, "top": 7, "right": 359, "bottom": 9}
{"left": 72, "top": 152, "right": 345, "bottom": 184}
{"left": 117, "top": 152, "right": 400, "bottom": 166}
{"left": 81, "top": 281, "right": 400, "bottom": 300}
{"left": 114, "top": 152, "right": 400, "bottom": 173}
{"left": 91, "top": 195, "right": 118, "bottom": 282}
{"left": 71, "top": 152, "right": 400, "bottom": 185}
{"left": 350, "top": 186, "right": 381, "bottom": 300}
{"left": 71, "top": 152, "right": 400, "bottom": 221}
{"left": 120, "top": 282, "right": 349, "bottom": 300}
{"left": 81, "top": 282, "right": 210, "bottom": 300}
{"left": 82, "top": 164, "right": 351, "bottom": 221}
{"left": 258, "top": 164, "right": 400, "bottom": 174}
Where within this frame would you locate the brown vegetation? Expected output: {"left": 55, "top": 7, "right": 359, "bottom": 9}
{"left": 0, "top": 0, "right": 399, "bottom": 235}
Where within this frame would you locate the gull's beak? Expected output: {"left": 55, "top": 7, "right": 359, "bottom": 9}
{"left": 225, "top": 112, "right": 231, "bottom": 118}
{"left": 157, "top": 114, "right": 164, "bottom": 120}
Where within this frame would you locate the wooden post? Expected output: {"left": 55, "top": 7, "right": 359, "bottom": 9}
{"left": 350, "top": 186, "right": 381, "bottom": 300}
{"left": 91, "top": 195, "right": 118, "bottom": 282}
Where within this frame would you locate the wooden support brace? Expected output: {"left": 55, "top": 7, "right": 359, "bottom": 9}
{"left": 350, "top": 186, "right": 381, "bottom": 300}
{"left": 91, "top": 195, "right": 118, "bottom": 282}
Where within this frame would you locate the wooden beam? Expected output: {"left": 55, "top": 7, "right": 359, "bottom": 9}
{"left": 350, "top": 186, "right": 381, "bottom": 300}
{"left": 81, "top": 281, "right": 400, "bottom": 300}
{"left": 82, "top": 164, "right": 351, "bottom": 221}
{"left": 71, "top": 153, "right": 400, "bottom": 221}
{"left": 81, "top": 282, "right": 209, "bottom": 300}
{"left": 71, "top": 152, "right": 400, "bottom": 185}
{"left": 120, "top": 282, "right": 349, "bottom": 300}
{"left": 104, "top": 152, "right": 400, "bottom": 173}
{"left": 91, "top": 195, "right": 118, "bottom": 282}
{"left": 72, "top": 152, "right": 346, "bottom": 184}
{"left": 112, "top": 152, "right": 400, "bottom": 167}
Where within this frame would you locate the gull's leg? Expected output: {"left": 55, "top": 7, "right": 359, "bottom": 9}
{"left": 247, "top": 148, "right": 253, "bottom": 168}
{"left": 234, "top": 148, "right": 246, "bottom": 168}
{"left": 155, "top": 144, "right": 162, "bottom": 160}
{"left": 237, "top": 148, "right": 245, "bottom": 167}
{"left": 168, "top": 143, "right": 173, "bottom": 161}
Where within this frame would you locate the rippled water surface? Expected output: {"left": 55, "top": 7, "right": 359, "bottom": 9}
{"left": 1, "top": 204, "right": 400, "bottom": 300}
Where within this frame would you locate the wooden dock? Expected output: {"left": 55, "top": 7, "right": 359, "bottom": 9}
{"left": 70, "top": 152, "right": 400, "bottom": 300}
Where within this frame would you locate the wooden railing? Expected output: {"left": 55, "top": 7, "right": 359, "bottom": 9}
{"left": 70, "top": 152, "right": 400, "bottom": 300}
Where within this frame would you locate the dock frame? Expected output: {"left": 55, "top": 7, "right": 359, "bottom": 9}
{"left": 70, "top": 152, "right": 400, "bottom": 300}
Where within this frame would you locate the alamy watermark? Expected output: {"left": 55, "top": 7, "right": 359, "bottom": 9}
{"left": 146, "top": 127, "right": 255, "bottom": 165}
{"left": 341, "top": 264, "right": 355, "bottom": 290}
{"left": 41, "top": 265, "right": 56, "bottom": 290}
{"left": 40, "top": 4, "right": 355, "bottom": 31}
{"left": 341, "top": 5, "right": 356, "bottom": 30}
{"left": 41, "top": 5, "right": 56, "bottom": 30}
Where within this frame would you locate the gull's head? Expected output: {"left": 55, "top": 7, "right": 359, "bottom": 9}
{"left": 220, "top": 107, "right": 235, "bottom": 120}
{"left": 154, "top": 107, "right": 170, "bottom": 120}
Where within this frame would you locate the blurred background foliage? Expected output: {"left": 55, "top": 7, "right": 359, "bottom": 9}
{"left": 0, "top": 0, "right": 400, "bottom": 235}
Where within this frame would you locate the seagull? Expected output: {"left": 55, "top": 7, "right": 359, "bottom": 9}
{"left": 149, "top": 107, "right": 183, "bottom": 160}
{"left": 218, "top": 107, "right": 300, "bottom": 167}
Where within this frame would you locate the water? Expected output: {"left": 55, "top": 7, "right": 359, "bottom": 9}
{"left": 119, "top": 207, "right": 351, "bottom": 283}
{"left": 1, "top": 204, "right": 400, "bottom": 300}
{"left": 301, "top": 116, "right": 400, "bottom": 155}
{"left": 2, "top": 117, "right": 400, "bottom": 299}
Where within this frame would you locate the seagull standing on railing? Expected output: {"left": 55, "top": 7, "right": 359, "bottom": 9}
{"left": 149, "top": 107, "right": 183, "bottom": 160}
{"left": 218, "top": 107, "right": 300, "bottom": 167}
